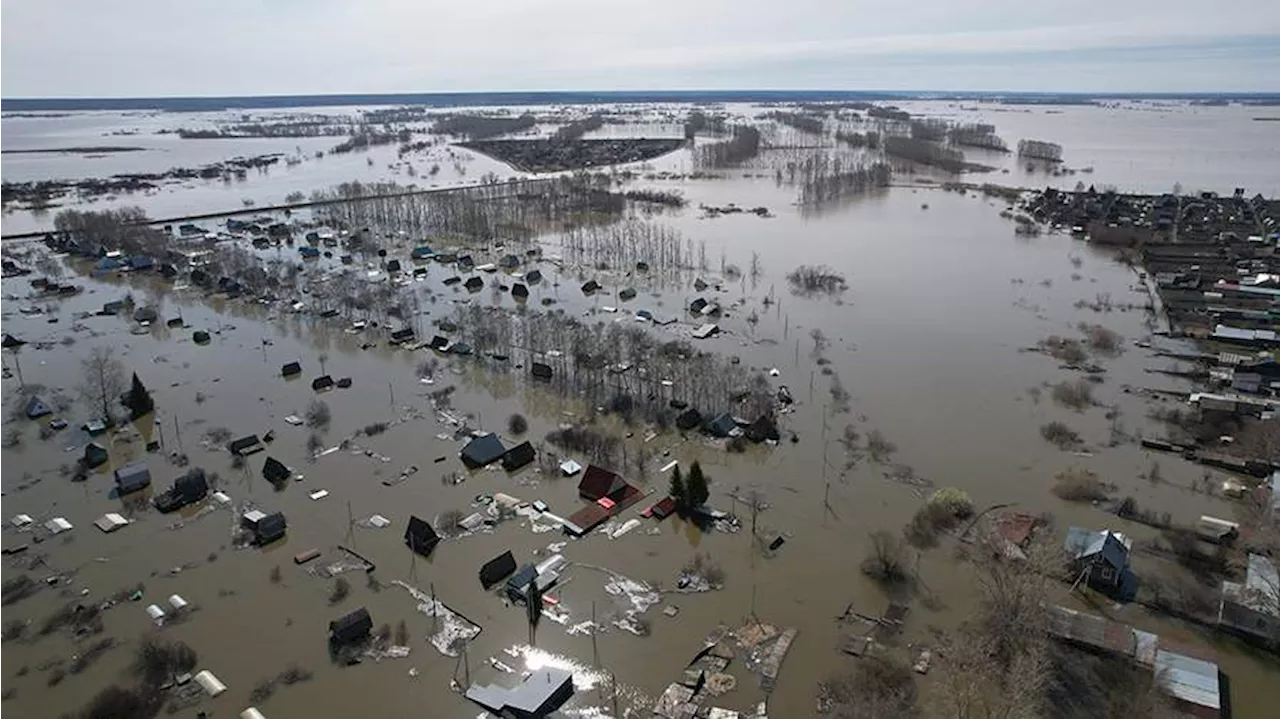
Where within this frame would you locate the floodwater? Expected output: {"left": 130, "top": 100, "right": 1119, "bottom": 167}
{"left": 3, "top": 102, "right": 1279, "bottom": 718}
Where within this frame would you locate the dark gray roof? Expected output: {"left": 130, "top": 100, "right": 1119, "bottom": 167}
{"left": 114, "top": 462, "right": 152, "bottom": 493}
{"left": 461, "top": 433, "right": 506, "bottom": 469}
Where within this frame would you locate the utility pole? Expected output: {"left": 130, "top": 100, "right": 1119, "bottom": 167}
{"left": 388, "top": 381, "right": 395, "bottom": 407}
{"left": 431, "top": 582, "right": 439, "bottom": 634}
{"left": 173, "top": 415, "right": 183, "bottom": 453}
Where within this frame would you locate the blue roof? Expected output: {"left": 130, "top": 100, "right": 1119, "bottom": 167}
{"left": 1064, "top": 527, "right": 1130, "bottom": 570}
{"left": 1154, "top": 650, "right": 1220, "bottom": 711}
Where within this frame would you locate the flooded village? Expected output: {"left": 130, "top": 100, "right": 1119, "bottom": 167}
{"left": 2, "top": 96, "right": 1279, "bottom": 719}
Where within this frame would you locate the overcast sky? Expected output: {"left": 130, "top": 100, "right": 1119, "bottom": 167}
{"left": 3, "top": 0, "right": 1278, "bottom": 97}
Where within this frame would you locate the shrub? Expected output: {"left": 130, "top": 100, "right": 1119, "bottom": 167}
{"left": 1052, "top": 468, "right": 1107, "bottom": 502}
{"left": 306, "top": 400, "right": 331, "bottom": 429}
{"left": 1050, "top": 379, "right": 1093, "bottom": 410}
{"left": 329, "top": 577, "right": 350, "bottom": 604}
{"left": 1078, "top": 323, "right": 1122, "bottom": 356}
{"left": 930, "top": 487, "right": 974, "bottom": 519}
{"left": 507, "top": 413, "right": 528, "bottom": 435}
{"left": 1040, "top": 421, "right": 1082, "bottom": 450}
{"left": 362, "top": 422, "right": 388, "bottom": 436}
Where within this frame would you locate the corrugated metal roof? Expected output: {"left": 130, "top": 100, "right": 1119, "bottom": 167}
{"left": 1244, "top": 553, "right": 1280, "bottom": 616}
{"left": 1154, "top": 650, "right": 1220, "bottom": 711}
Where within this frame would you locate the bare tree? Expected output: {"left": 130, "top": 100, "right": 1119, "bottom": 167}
{"left": 79, "top": 347, "right": 125, "bottom": 425}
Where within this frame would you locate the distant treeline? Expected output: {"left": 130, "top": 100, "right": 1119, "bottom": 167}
{"left": 175, "top": 122, "right": 352, "bottom": 139}
{"left": 362, "top": 106, "right": 432, "bottom": 124}
{"left": 884, "top": 136, "right": 971, "bottom": 173}
{"left": 867, "top": 106, "right": 911, "bottom": 122}
{"left": 330, "top": 129, "right": 411, "bottom": 154}
{"left": 684, "top": 110, "right": 727, "bottom": 138}
{"left": 835, "top": 130, "right": 881, "bottom": 150}
{"left": 950, "top": 123, "right": 1009, "bottom": 152}
{"left": 1017, "top": 139, "right": 1063, "bottom": 162}
{"left": 694, "top": 126, "right": 761, "bottom": 168}
{"left": 765, "top": 111, "right": 825, "bottom": 135}
{"left": 431, "top": 114, "right": 537, "bottom": 140}
{"left": 553, "top": 114, "right": 605, "bottom": 142}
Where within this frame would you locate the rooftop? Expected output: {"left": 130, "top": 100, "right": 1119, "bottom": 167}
{"left": 1222, "top": 553, "right": 1280, "bottom": 617}
{"left": 1154, "top": 649, "right": 1221, "bottom": 713}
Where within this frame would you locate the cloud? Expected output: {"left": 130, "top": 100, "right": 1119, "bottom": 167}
{"left": 2, "top": 0, "right": 1277, "bottom": 95}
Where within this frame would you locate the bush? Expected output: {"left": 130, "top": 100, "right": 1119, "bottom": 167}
{"left": 1078, "top": 323, "right": 1122, "bottom": 356}
{"left": 930, "top": 487, "right": 974, "bottom": 519}
{"left": 306, "top": 432, "right": 324, "bottom": 455}
{"left": 1052, "top": 468, "right": 1107, "bottom": 502}
{"left": 394, "top": 620, "right": 409, "bottom": 646}
{"left": 362, "top": 422, "right": 388, "bottom": 436}
{"left": 438, "top": 509, "right": 465, "bottom": 537}
{"left": 1039, "top": 335, "right": 1089, "bottom": 365}
{"left": 79, "top": 685, "right": 151, "bottom": 719}
{"left": 787, "top": 265, "right": 847, "bottom": 296}
{"left": 1040, "top": 421, "right": 1082, "bottom": 450}
{"left": 820, "top": 655, "right": 918, "bottom": 717}
{"left": 329, "top": 577, "right": 350, "bottom": 604}
{"left": 306, "top": 400, "right": 331, "bottom": 429}
{"left": 269, "top": 566, "right": 282, "bottom": 584}
{"left": 1050, "top": 379, "right": 1094, "bottom": 410}
{"left": 507, "top": 413, "right": 528, "bottom": 435}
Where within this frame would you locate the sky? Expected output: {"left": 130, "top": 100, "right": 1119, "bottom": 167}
{"left": 3, "top": 0, "right": 1279, "bottom": 97}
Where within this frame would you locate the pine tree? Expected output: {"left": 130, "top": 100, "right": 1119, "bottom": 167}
{"left": 669, "top": 465, "right": 687, "bottom": 513}
{"left": 125, "top": 372, "right": 154, "bottom": 420}
{"left": 686, "top": 461, "right": 709, "bottom": 509}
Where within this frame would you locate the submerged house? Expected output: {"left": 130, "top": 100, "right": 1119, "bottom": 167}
{"left": 82, "top": 442, "right": 109, "bottom": 469}
{"left": 389, "top": 327, "right": 415, "bottom": 344}
{"left": 1064, "top": 527, "right": 1136, "bottom": 598}
{"left": 404, "top": 515, "right": 440, "bottom": 556}
{"left": 242, "top": 509, "right": 287, "bottom": 545}
{"left": 502, "top": 441, "right": 536, "bottom": 472}
{"left": 1219, "top": 553, "right": 1280, "bottom": 645}
{"left": 154, "top": 468, "right": 208, "bottom": 513}
{"left": 312, "top": 375, "right": 335, "bottom": 391}
{"left": 464, "top": 276, "right": 484, "bottom": 292}
{"left": 530, "top": 362, "right": 553, "bottom": 381}
{"left": 24, "top": 395, "right": 52, "bottom": 419}
{"left": 280, "top": 361, "right": 302, "bottom": 377}
{"left": 704, "top": 412, "right": 742, "bottom": 439}
{"left": 114, "top": 462, "right": 152, "bottom": 495}
{"left": 479, "top": 550, "right": 518, "bottom": 590}
{"left": 262, "top": 456, "right": 292, "bottom": 485}
{"left": 461, "top": 434, "right": 507, "bottom": 469}
{"left": 228, "top": 435, "right": 264, "bottom": 457}
{"left": 578, "top": 465, "right": 628, "bottom": 502}
{"left": 329, "top": 607, "right": 373, "bottom": 645}
{"left": 465, "top": 667, "right": 574, "bottom": 719}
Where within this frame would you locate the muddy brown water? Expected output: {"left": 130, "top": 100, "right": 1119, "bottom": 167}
{"left": 4, "top": 179, "right": 1280, "bottom": 715}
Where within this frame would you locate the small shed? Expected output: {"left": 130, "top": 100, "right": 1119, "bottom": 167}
{"left": 311, "top": 375, "right": 335, "bottom": 391}
{"left": 243, "top": 510, "right": 287, "bottom": 545}
{"left": 531, "top": 362, "right": 553, "bottom": 381}
{"left": 704, "top": 413, "right": 741, "bottom": 438}
{"left": 262, "top": 456, "right": 292, "bottom": 485}
{"left": 404, "top": 515, "right": 440, "bottom": 556}
{"left": 559, "top": 459, "right": 583, "bottom": 476}
{"left": 692, "top": 323, "right": 719, "bottom": 340}
{"left": 461, "top": 434, "right": 507, "bottom": 469}
{"left": 479, "top": 550, "right": 518, "bottom": 590}
{"left": 194, "top": 670, "right": 227, "bottom": 697}
{"left": 228, "top": 435, "right": 263, "bottom": 456}
{"left": 45, "top": 517, "right": 73, "bottom": 535}
{"left": 193, "top": 330, "right": 211, "bottom": 344}
{"left": 24, "top": 395, "right": 52, "bottom": 419}
{"left": 390, "top": 327, "right": 415, "bottom": 344}
{"left": 511, "top": 283, "right": 529, "bottom": 299}
{"left": 502, "top": 441, "right": 536, "bottom": 472}
{"left": 525, "top": 269, "right": 543, "bottom": 283}
{"left": 581, "top": 279, "right": 601, "bottom": 294}
{"left": 618, "top": 287, "right": 637, "bottom": 301}
{"left": 281, "top": 361, "right": 302, "bottom": 377}
{"left": 385, "top": 259, "right": 402, "bottom": 274}
{"left": 464, "top": 276, "right": 484, "bottom": 291}
{"left": 329, "top": 607, "right": 373, "bottom": 645}
{"left": 429, "top": 335, "right": 450, "bottom": 350}
{"left": 94, "top": 513, "right": 130, "bottom": 533}
{"left": 114, "top": 462, "right": 152, "bottom": 494}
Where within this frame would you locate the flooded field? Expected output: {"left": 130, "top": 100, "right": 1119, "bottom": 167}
{"left": 3, "top": 98, "right": 1279, "bottom": 718}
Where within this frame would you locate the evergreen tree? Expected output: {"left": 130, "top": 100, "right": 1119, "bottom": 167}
{"left": 686, "top": 461, "right": 710, "bottom": 509}
{"left": 669, "top": 465, "right": 687, "bottom": 512}
{"left": 125, "top": 372, "right": 154, "bottom": 420}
